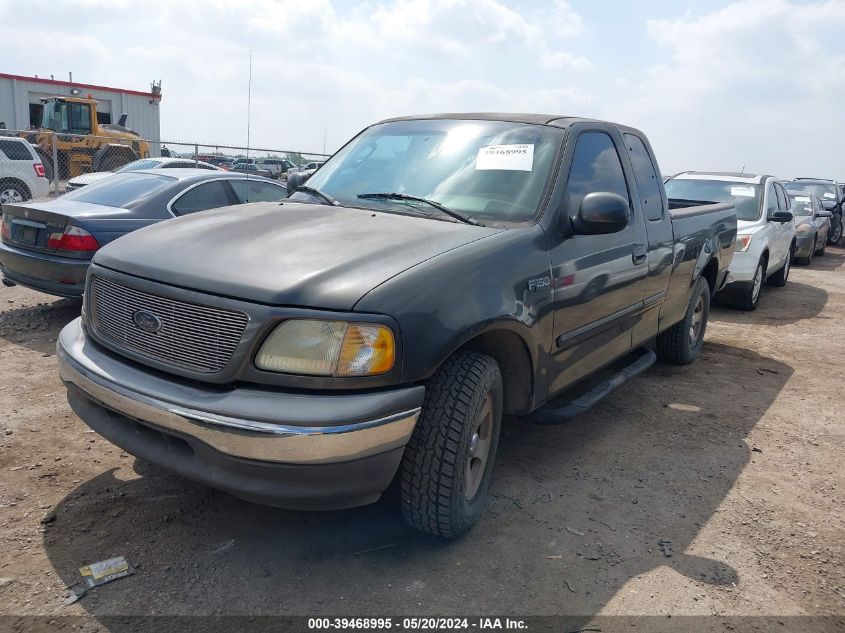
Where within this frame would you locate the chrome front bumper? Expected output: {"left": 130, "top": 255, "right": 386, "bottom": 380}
{"left": 57, "top": 318, "right": 422, "bottom": 466}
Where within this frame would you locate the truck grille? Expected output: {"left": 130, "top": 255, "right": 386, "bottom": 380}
{"left": 90, "top": 276, "right": 249, "bottom": 374}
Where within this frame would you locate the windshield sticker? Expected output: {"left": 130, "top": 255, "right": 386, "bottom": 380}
{"left": 823, "top": 192, "right": 835, "bottom": 199}
{"left": 793, "top": 196, "right": 811, "bottom": 202}
{"left": 730, "top": 186, "right": 756, "bottom": 197}
{"left": 476, "top": 144, "right": 534, "bottom": 171}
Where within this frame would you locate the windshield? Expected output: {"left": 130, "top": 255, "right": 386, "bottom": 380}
{"left": 115, "top": 159, "right": 163, "bottom": 173}
{"left": 665, "top": 178, "right": 762, "bottom": 221}
{"left": 788, "top": 195, "right": 814, "bottom": 216}
{"left": 784, "top": 182, "right": 837, "bottom": 202}
{"left": 61, "top": 173, "right": 174, "bottom": 208}
{"left": 290, "top": 119, "right": 565, "bottom": 223}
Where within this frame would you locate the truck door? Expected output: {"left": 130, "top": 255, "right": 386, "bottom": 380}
{"left": 546, "top": 125, "right": 649, "bottom": 395}
{"left": 622, "top": 132, "right": 673, "bottom": 347}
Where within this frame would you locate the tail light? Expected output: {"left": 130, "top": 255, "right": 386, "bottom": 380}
{"left": 34, "top": 163, "right": 46, "bottom": 178}
{"left": 48, "top": 226, "right": 99, "bottom": 252}
{"left": 1, "top": 216, "right": 11, "bottom": 241}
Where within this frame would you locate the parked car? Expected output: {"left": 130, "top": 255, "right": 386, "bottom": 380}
{"left": 256, "top": 158, "right": 297, "bottom": 179}
{"left": 665, "top": 172, "right": 795, "bottom": 311}
{"left": 0, "top": 136, "right": 49, "bottom": 204}
{"left": 788, "top": 193, "right": 831, "bottom": 264}
{"left": 302, "top": 161, "right": 324, "bottom": 171}
{"left": 56, "top": 113, "right": 736, "bottom": 537}
{"left": 784, "top": 178, "right": 843, "bottom": 245}
{"left": 231, "top": 162, "right": 273, "bottom": 179}
{"left": 0, "top": 169, "right": 286, "bottom": 297}
{"left": 65, "top": 157, "right": 220, "bottom": 192}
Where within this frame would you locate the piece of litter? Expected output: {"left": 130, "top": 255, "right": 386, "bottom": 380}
{"left": 565, "top": 526, "right": 585, "bottom": 536}
{"left": 658, "top": 539, "right": 673, "bottom": 557}
{"left": 756, "top": 367, "right": 780, "bottom": 375}
{"left": 562, "top": 578, "right": 577, "bottom": 593}
{"left": 79, "top": 556, "right": 133, "bottom": 588}
{"left": 751, "top": 447, "right": 762, "bottom": 454}
{"left": 63, "top": 586, "right": 87, "bottom": 605}
{"left": 545, "top": 555, "right": 563, "bottom": 560}
{"left": 210, "top": 539, "right": 236, "bottom": 554}
{"left": 666, "top": 403, "right": 701, "bottom": 412}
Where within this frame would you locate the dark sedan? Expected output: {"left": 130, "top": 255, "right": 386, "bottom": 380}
{"left": 784, "top": 178, "right": 843, "bottom": 244}
{"left": 0, "top": 169, "right": 286, "bottom": 298}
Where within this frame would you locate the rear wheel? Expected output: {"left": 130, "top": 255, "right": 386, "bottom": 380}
{"left": 0, "top": 181, "right": 29, "bottom": 204}
{"left": 657, "top": 276, "right": 710, "bottom": 365}
{"left": 400, "top": 351, "right": 503, "bottom": 538}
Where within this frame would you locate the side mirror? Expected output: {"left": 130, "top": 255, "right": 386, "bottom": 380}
{"left": 769, "top": 211, "right": 793, "bottom": 223}
{"left": 822, "top": 200, "right": 836, "bottom": 211}
{"left": 817, "top": 209, "right": 833, "bottom": 218}
{"left": 285, "top": 171, "right": 309, "bottom": 194}
{"left": 567, "top": 192, "right": 630, "bottom": 235}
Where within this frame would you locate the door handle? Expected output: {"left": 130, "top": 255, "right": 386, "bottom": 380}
{"left": 632, "top": 245, "right": 647, "bottom": 265}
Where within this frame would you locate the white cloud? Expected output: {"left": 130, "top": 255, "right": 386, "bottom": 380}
{"left": 538, "top": 51, "right": 592, "bottom": 71}
{"left": 610, "top": 0, "right": 845, "bottom": 177}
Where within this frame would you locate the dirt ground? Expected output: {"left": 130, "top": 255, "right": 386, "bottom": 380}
{"left": 0, "top": 248, "right": 843, "bottom": 629}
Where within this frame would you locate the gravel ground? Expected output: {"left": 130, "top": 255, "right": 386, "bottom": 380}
{"left": 0, "top": 248, "right": 842, "bottom": 629}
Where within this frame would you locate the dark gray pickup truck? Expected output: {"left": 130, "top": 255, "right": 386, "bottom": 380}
{"left": 57, "top": 114, "right": 736, "bottom": 537}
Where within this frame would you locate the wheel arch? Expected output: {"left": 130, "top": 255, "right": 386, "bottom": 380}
{"left": 440, "top": 322, "right": 536, "bottom": 416}
{"left": 0, "top": 177, "right": 31, "bottom": 199}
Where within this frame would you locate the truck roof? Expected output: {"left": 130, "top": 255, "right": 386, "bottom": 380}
{"left": 376, "top": 112, "right": 647, "bottom": 135}
{"left": 672, "top": 171, "right": 774, "bottom": 185}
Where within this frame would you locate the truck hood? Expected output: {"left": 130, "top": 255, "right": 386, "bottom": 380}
{"left": 93, "top": 201, "right": 502, "bottom": 309}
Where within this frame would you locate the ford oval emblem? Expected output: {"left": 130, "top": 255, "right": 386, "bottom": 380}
{"left": 132, "top": 309, "right": 162, "bottom": 334}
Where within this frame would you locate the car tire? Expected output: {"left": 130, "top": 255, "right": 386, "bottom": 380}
{"left": 656, "top": 276, "right": 710, "bottom": 365}
{"left": 0, "top": 181, "right": 30, "bottom": 204}
{"left": 817, "top": 239, "right": 826, "bottom": 256}
{"left": 400, "top": 351, "right": 503, "bottom": 538}
{"left": 797, "top": 246, "right": 813, "bottom": 266}
{"left": 733, "top": 259, "right": 766, "bottom": 311}
{"left": 768, "top": 248, "right": 791, "bottom": 286}
{"left": 830, "top": 217, "right": 843, "bottom": 245}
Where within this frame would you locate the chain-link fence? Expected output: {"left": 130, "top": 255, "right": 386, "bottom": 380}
{"left": 0, "top": 128, "right": 329, "bottom": 202}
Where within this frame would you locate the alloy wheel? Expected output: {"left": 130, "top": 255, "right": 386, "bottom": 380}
{"left": 465, "top": 393, "right": 494, "bottom": 501}
{"left": 689, "top": 294, "right": 705, "bottom": 347}
{"left": 0, "top": 188, "right": 23, "bottom": 205}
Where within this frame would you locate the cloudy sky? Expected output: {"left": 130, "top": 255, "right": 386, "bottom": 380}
{"left": 1, "top": 0, "right": 843, "bottom": 176}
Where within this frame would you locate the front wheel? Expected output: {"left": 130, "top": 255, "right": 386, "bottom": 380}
{"left": 656, "top": 276, "right": 710, "bottom": 365}
{"left": 400, "top": 351, "right": 503, "bottom": 538}
{"left": 768, "top": 248, "right": 791, "bottom": 286}
{"left": 830, "top": 217, "right": 843, "bottom": 245}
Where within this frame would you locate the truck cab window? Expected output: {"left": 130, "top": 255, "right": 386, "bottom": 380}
{"left": 564, "top": 132, "right": 630, "bottom": 219}
{"left": 70, "top": 103, "right": 92, "bottom": 135}
{"left": 623, "top": 133, "right": 663, "bottom": 221}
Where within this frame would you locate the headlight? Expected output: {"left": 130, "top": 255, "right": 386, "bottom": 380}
{"left": 736, "top": 235, "right": 753, "bottom": 252}
{"left": 255, "top": 319, "right": 396, "bottom": 376}
{"left": 795, "top": 223, "right": 812, "bottom": 235}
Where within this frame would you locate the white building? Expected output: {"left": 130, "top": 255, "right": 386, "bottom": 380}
{"left": 0, "top": 73, "right": 161, "bottom": 140}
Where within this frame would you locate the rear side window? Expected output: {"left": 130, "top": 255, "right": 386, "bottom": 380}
{"left": 171, "top": 180, "right": 233, "bottom": 215}
{"left": 623, "top": 133, "right": 663, "bottom": 221}
{"left": 229, "top": 179, "right": 287, "bottom": 203}
{"left": 0, "top": 140, "right": 34, "bottom": 161}
{"left": 563, "top": 131, "right": 630, "bottom": 217}
{"left": 62, "top": 173, "right": 175, "bottom": 208}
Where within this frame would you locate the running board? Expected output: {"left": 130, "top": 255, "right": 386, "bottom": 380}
{"left": 526, "top": 347, "right": 657, "bottom": 425}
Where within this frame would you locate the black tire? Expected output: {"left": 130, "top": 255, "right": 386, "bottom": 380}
{"left": 817, "top": 238, "right": 826, "bottom": 256}
{"left": 733, "top": 258, "right": 765, "bottom": 311}
{"left": 830, "top": 217, "right": 842, "bottom": 245}
{"left": 656, "top": 276, "right": 710, "bottom": 365}
{"left": 767, "top": 248, "right": 791, "bottom": 286}
{"left": 400, "top": 351, "right": 503, "bottom": 538}
{"left": 796, "top": 246, "right": 813, "bottom": 266}
{"left": 99, "top": 152, "right": 131, "bottom": 171}
{"left": 0, "top": 181, "right": 30, "bottom": 204}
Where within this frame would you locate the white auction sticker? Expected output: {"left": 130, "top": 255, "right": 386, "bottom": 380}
{"left": 730, "top": 186, "right": 756, "bottom": 197}
{"left": 823, "top": 192, "right": 835, "bottom": 199}
{"left": 794, "top": 196, "right": 810, "bottom": 202}
{"left": 476, "top": 144, "right": 534, "bottom": 171}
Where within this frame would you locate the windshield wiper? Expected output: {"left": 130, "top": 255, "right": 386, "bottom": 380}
{"left": 295, "top": 185, "right": 339, "bottom": 206}
{"left": 358, "top": 192, "right": 482, "bottom": 226}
